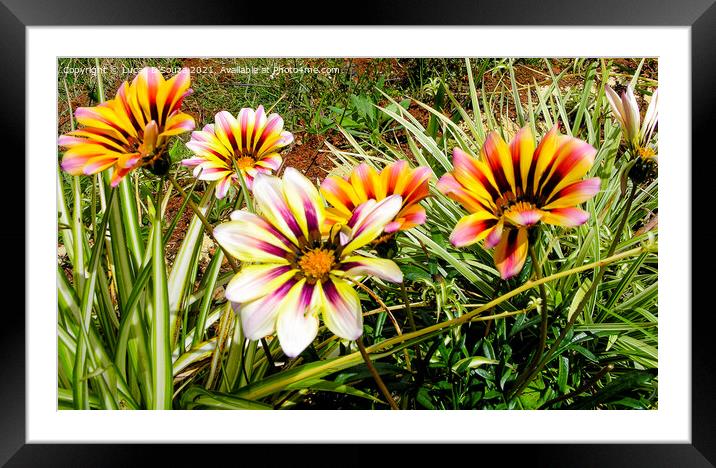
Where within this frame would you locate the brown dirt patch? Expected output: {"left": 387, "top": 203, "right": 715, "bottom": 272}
{"left": 407, "top": 102, "right": 430, "bottom": 128}
{"left": 281, "top": 132, "right": 337, "bottom": 181}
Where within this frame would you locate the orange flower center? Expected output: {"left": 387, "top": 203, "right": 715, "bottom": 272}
{"left": 298, "top": 249, "right": 335, "bottom": 282}
{"left": 638, "top": 147, "right": 656, "bottom": 160}
{"left": 495, "top": 190, "right": 537, "bottom": 216}
{"left": 504, "top": 201, "right": 536, "bottom": 216}
{"left": 235, "top": 156, "right": 255, "bottom": 169}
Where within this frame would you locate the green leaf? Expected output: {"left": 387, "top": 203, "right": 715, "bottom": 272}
{"left": 451, "top": 356, "right": 499, "bottom": 373}
{"left": 557, "top": 356, "right": 569, "bottom": 393}
{"left": 167, "top": 186, "right": 214, "bottom": 345}
{"left": 150, "top": 200, "right": 172, "bottom": 410}
{"left": 284, "top": 378, "right": 384, "bottom": 404}
{"left": 180, "top": 387, "right": 272, "bottom": 410}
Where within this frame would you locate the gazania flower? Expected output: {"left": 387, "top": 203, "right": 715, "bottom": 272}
{"left": 438, "top": 126, "right": 600, "bottom": 279}
{"left": 182, "top": 106, "right": 293, "bottom": 199}
{"left": 214, "top": 167, "right": 403, "bottom": 357}
{"left": 605, "top": 84, "right": 659, "bottom": 161}
{"left": 321, "top": 161, "right": 432, "bottom": 235}
{"left": 59, "top": 67, "right": 195, "bottom": 186}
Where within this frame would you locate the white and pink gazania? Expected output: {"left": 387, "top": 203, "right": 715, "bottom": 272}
{"left": 214, "top": 167, "right": 404, "bottom": 357}
{"left": 182, "top": 106, "right": 294, "bottom": 199}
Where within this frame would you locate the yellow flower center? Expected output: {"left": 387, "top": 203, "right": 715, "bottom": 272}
{"left": 298, "top": 249, "right": 335, "bottom": 282}
{"left": 504, "top": 201, "right": 535, "bottom": 215}
{"left": 496, "top": 191, "right": 537, "bottom": 217}
{"left": 637, "top": 147, "right": 656, "bottom": 160}
{"left": 235, "top": 156, "right": 255, "bottom": 169}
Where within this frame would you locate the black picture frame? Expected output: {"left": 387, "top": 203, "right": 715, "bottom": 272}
{"left": 5, "top": 0, "right": 712, "bottom": 465}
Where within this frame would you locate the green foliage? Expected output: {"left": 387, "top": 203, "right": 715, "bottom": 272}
{"left": 57, "top": 57, "right": 658, "bottom": 410}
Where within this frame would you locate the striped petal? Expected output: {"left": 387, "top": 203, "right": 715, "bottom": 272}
{"left": 451, "top": 147, "right": 500, "bottom": 207}
{"left": 388, "top": 204, "right": 427, "bottom": 232}
{"left": 450, "top": 211, "right": 498, "bottom": 247}
{"left": 214, "top": 212, "right": 295, "bottom": 264}
{"left": 538, "top": 137, "right": 597, "bottom": 200}
{"left": 341, "top": 195, "right": 402, "bottom": 254}
{"left": 282, "top": 167, "right": 325, "bottom": 241}
{"left": 238, "top": 279, "right": 296, "bottom": 341}
{"left": 214, "top": 175, "right": 234, "bottom": 199}
{"left": 503, "top": 207, "right": 543, "bottom": 227}
{"left": 493, "top": 228, "right": 528, "bottom": 280}
{"left": 255, "top": 113, "right": 293, "bottom": 157}
{"left": 323, "top": 207, "right": 349, "bottom": 233}
{"left": 255, "top": 153, "right": 282, "bottom": 172}
{"left": 542, "top": 177, "right": 601, "bottom": 210}
{"left": 484, "top": 219, "right": 504, "bottom": 249}
{"left": 77, "top": 154, "right": 116, "bottom": 175}
{"left": 252, "top": 172, "right": 303, "bottom": 245}
{"left": 382, "top": 161, "right": 432, "bottom": 206}
{"left": 350, "top": 163, "right": 385, "bottom": 201}
{"left": 319, "top": 278, "right": 363, "bottom": 341}
{"left": 511, "top": 126, "right": 536, "bottom": 193}
{"left": 541, "top": 207, "right": 591, "bottom": 227}
{"left": 529, "top": 125, "right": 561, "bottom": 196}
{"left": 163, "top": 112, "right": 196, "bottom": 136}
{"left": 321, "top": 175, "right": 361, "bottom": 220}
{"left": 159, "top": 67, "right": 191, "bottom": 117}
{"left": 437, "top": 172, "right": 490, "bottom": 214}
{"left": 185, "top": 128, "right": 232, "bottom": 159}
{"left": 276, "top": 279, "right": 321, "bottom": 357}
{"left": 481, "top": 132, "right": 516, "bottom": 194}
{"left": 214, "top": 111, "right": 241, "bottom": 154}
{"left": 337, "top": 255, "right": 403, "bottom": 283}
{"left": 109, "top": 164, "right": 136, "bottom": 187}
{"left": 225, "top": 264, "right": 298, "bottom": 304}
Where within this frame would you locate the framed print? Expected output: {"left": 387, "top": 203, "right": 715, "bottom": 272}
{"left": 5, "top": 0, "right": 714, "bottom": 465}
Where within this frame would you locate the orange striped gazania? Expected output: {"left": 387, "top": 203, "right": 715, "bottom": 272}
{"left": 59, "top": 67, "right": 195, "bottom": 186}
{"left": 437, "top": 126, "right": 600, "bottom": 279}
{"left": 182, "top": 106, "right": 294, "bottom": 199}
{"left": 320, "top": 161, "right": 433, "bottom": 235}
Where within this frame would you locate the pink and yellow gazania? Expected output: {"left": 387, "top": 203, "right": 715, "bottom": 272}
{"left": 59, "top": 67, "right": 196, "bottom": 186}
{"left": 320, "top": 161, "right": 433, "bottom": 235}
{"left": 437, "top": 126, "right": 600, "bottom": 279}
{"left": 214, "top": 167, "right": 404, "bottom": 357}
{"left": 605, "top": 84, "right": 659, "bottom": 161}
{"left": 181, "top": 106, "right": 294, "bottom": 199}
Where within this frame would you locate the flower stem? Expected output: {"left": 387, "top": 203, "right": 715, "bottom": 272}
{"left": 234, "top": 165, "right": 254, "bottom": 213}
{"left": 510, "top": 244, "right": 549, "bottom": 395}
{"left": 167, "top": 175, "right": 240, "bottom": 272}
{"left": 509, "top": 182, "right": 638, "bottom": 399}
{"left": 347, "top": 277, "right": 411, "bottom": 371}
{"left": 400, "top": 281, "right": 423, "bottom": 363}
{"left": 356, "top": 336, "right": 399, "bottom": 410}
{"left": 261, "top": 337, "right": 277, "bottom": 371}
